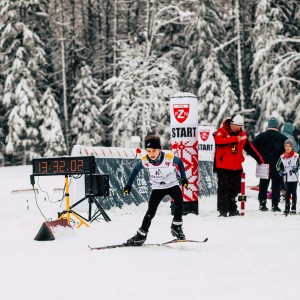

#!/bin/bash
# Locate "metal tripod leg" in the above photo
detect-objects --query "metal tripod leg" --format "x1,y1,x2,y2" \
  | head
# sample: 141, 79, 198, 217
92, 197, 111, 222
58, 175, 90, 228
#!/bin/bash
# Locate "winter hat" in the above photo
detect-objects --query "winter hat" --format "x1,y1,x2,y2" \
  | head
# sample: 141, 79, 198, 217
268, 117, 279, 129
145, 136, 161, 149
284, 139, 294, 147
282, 122, 295, 134
230, 114, 244, 126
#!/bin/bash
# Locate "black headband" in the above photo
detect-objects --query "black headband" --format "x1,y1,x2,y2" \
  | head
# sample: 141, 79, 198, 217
145, 139, 161, 149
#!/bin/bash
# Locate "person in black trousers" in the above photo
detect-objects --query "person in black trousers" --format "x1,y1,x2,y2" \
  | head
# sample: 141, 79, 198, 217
214, 114, 264, 217
276, 139, 300, 214
123, 135, 188, 246
253, 117, 287, 211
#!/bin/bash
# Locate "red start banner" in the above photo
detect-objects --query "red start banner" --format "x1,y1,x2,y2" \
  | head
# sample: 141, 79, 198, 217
170, 92, 198, 214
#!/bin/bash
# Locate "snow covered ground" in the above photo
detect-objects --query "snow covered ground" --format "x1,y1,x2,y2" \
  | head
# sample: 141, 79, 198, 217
1, 155, 300, 300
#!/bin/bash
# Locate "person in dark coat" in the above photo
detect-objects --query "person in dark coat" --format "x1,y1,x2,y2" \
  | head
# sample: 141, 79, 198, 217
253, 117, 287, 212
214, 114, 264, 217
282, 122, 299, 153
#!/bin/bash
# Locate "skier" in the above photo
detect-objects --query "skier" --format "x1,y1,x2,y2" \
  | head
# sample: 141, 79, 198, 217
214, 114, 264, 217
123, 135, 188, 246
276, 139, 300, 214
253, 117, 287, 212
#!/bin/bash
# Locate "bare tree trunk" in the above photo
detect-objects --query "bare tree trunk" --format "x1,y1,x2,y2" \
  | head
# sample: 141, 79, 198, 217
146, 0, 156, 59
97, 0, 102, 34
60, 0, 69, 154
80, 0, 88, 47
146, 0, 150, 58
127, 0, 132, 35
145, 0, 155, 59
104, 0, 113, 81
133, 0, 141, 35
96, 0, 106, 81
69, 0, 76, 93
235, 0, 245, 111
113, 0, 117, 77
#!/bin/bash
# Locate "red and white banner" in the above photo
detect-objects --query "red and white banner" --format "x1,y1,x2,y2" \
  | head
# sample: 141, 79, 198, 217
173, 104, 190, 123
198, 124, 216, 162
170, 93, 198, 204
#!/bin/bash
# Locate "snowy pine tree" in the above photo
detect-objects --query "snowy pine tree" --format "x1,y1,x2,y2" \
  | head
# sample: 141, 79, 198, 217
70, 65, 104, 146
294, 94, 300, 128
5, 73, 42, 158
0, 0, 298, 164
0, 0, 47, 160
40, 87, 66, 157
180, 0, 225, 93
251, 0, 295, 131
103, 42, 179, 148
198, 52, 238, 126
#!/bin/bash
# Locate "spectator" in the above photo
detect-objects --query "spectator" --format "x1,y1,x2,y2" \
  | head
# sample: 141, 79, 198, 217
253, 117, 287, 212
214, 114, 264, 217
282, 122, 299, 153
276, 139, 300, 215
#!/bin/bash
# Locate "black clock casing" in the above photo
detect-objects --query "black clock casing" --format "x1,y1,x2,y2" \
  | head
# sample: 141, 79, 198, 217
32, 156, 96, 176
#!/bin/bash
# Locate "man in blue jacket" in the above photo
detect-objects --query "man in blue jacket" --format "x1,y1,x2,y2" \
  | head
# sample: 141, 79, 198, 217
282, 122, 299, 153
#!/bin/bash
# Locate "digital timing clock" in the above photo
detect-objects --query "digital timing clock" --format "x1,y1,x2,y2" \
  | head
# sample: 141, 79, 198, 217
32, 156, 96, 176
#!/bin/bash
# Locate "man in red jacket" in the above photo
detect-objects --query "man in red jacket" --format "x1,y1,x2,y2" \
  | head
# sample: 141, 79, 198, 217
214, 114, 264, 217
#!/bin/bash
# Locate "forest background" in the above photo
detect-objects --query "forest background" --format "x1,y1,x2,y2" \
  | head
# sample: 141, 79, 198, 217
0, 0, 299, 166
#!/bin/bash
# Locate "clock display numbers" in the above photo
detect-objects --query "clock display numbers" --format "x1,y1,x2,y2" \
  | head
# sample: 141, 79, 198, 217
32, 156, 95, 176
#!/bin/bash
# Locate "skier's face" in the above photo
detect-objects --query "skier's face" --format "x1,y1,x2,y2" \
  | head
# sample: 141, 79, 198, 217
146, 148, 161, 160
285, 144, 293, 154
230, 124, 242, 133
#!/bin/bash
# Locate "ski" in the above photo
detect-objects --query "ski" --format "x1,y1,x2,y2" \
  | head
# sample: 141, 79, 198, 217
162, 238, 208, 245
88, 237, 208, 250
281, 212, 299, 216
273, 212, 300, 216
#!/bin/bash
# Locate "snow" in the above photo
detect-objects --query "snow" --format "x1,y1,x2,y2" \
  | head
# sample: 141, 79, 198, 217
1, 156, 300, 300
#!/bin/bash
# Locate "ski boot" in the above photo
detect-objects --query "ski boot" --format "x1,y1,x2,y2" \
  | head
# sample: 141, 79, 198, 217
290, 204, 296, 215
126, 228, 147, 246
272, 206, 282, 212
259, 200, 268, 211
284, 204, 290, 215
229, 209, 240, 216
229, 198, 240, 216
272, 202, 281, 212
218, 212, 228, 217
171, 220, 185, 240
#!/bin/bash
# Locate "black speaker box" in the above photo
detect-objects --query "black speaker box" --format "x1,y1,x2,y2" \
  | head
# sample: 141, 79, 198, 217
85, 174, 109, 197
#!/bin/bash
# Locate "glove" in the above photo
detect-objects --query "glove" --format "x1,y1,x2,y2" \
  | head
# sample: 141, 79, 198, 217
279, 170, 286, 177
181, 178, 189, 189
292, 167, 298, 174
123, 185, 131, 195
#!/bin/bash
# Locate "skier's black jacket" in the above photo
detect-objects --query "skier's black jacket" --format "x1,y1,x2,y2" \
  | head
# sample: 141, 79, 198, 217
253, 129, 287, 178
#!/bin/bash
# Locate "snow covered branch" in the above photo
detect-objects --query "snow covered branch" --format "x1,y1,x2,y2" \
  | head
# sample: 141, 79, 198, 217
146, 4, 193, 58
213, 37, 238, 52
254, 77, 300, 94
235, 108, 256, 115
